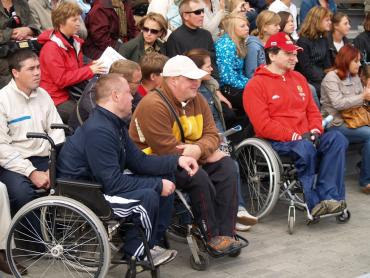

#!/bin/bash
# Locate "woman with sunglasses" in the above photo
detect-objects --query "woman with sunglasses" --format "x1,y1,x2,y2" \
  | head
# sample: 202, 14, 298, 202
119, 12, 167, 63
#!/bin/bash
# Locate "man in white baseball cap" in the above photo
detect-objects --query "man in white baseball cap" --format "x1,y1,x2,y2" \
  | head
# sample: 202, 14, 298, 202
130, 55, 243, 254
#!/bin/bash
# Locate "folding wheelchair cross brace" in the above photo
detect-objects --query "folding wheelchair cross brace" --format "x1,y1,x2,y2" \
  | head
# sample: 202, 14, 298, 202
234, 137, 351, 235
5, 124, 162, 278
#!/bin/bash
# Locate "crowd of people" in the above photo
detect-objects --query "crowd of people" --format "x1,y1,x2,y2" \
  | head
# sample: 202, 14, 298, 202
0, 0, 370, 274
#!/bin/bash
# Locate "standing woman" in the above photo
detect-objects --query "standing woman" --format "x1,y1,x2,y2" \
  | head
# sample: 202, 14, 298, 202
38, 2, 106, 123
296, 6, 332, 97
321, 44, 370, 193
244, 10, 280, 79
215, 14, 249, 115
328, 12, 350, 64
119, 12, 167, 63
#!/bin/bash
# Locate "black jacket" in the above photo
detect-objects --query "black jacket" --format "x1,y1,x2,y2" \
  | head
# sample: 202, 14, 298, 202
57, 106, 179, 196
327, 32, 350, 65
353, 31, 370, 64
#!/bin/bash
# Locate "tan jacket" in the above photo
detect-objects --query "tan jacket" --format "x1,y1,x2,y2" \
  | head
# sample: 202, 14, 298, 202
321, 70, 364, 127
129, 83, 220, 164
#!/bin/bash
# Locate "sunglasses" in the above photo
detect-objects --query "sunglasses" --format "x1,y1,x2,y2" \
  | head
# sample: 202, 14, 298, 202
184, 8, 205, 15
142, 27, 161, 35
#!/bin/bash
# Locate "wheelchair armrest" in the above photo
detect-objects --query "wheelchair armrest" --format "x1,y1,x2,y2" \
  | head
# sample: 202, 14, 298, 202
56, 178, 113, 221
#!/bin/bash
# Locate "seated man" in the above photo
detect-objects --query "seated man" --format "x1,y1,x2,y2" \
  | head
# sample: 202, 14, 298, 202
0, 182, 26, 275
129, 55, 253, 253
68, 59, 143, 130
243, 32, 348, 217
57, 73, 198, 264
0, 49, 65, 215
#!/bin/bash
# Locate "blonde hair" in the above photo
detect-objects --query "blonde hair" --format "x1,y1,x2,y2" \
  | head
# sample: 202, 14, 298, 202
251, 10, 280, 40
220, 14, 248, 58
300, 6, 332, 40
52, 2, 82, 30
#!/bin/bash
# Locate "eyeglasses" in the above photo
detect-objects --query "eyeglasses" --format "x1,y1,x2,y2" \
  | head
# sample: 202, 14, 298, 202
142, 27, 161, 35
184, 8, 204, 15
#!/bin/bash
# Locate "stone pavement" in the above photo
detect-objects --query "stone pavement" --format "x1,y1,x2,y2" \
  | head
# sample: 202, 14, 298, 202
1, 174, 370, 278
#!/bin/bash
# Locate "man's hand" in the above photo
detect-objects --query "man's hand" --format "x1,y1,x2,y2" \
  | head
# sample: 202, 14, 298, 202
11, 27, 33, 41
178, 156, 199, 176
161, 179, 175, 197
176, 144, 201, 160
216, 90, 232, 109
205, 149, 227, 164
29, 170, 50, 189
301, 132, 320, 147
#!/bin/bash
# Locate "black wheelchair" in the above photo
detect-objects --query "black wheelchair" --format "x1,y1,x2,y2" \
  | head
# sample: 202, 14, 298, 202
166, 126, 249, 271
233, 137, 351, 234
5, 125, 161, 278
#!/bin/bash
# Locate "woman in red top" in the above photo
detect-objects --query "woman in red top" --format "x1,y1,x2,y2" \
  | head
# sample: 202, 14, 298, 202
38, 2, 105, 123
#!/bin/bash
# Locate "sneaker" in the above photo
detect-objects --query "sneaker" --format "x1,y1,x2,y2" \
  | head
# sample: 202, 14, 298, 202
236, 222, 251, 232
361, 184, 370, 194
229, 236, 243, 249
311, 201, 327, 217
207, 236, 234, 253
150, 246, 177, 266
237, 207, 258, 226
324, 199, 342, 214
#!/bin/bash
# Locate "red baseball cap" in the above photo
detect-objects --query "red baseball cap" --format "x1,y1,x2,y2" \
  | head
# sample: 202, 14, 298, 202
264, 32, 303, 52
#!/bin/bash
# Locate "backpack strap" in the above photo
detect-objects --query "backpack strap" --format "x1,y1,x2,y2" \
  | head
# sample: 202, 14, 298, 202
154, 88, 185, 143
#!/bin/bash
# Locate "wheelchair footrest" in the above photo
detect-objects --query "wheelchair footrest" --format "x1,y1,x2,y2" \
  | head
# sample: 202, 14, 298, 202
206, 234, 249, 258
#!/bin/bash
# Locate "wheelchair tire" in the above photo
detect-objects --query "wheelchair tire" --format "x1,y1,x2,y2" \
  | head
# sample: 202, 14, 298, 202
336, 210, 351, 224
189, 251, 209, 271
234, 138, 281, 219
228, 248, 242, 257
6, 196, 111, 278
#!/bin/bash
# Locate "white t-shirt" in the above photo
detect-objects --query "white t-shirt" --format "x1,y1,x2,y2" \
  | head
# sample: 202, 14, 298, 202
333, 40, 344, 52
268, 0, 298, 40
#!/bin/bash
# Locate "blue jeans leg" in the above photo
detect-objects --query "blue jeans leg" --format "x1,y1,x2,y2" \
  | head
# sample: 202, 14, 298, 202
315, 130, 348, 201
271, 140, 320, 211
330, 125, 370, 187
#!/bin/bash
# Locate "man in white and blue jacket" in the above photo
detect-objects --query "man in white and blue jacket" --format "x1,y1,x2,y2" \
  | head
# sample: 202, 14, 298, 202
57, 73, 198, 264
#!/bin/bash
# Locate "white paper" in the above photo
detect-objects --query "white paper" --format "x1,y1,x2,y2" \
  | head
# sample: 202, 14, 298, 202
98, 46, 126, 74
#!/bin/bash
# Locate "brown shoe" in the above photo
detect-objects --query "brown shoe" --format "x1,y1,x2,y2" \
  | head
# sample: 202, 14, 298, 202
0, 250, 28, 275
207, 236, 234, 253
0, 250, 11, 275
362, 184, 370, 194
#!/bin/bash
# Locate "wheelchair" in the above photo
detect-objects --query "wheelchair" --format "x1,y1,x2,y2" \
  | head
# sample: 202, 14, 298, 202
233, 137, 351, 234
5, 125, 161, 278
166, 126, 249, 271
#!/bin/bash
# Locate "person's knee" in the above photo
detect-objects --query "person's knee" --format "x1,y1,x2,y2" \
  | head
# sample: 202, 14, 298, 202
294, 139, 317, 161
139, 188, 160, 208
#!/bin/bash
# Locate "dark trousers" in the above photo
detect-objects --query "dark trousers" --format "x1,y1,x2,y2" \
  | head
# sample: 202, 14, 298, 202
0, 156, 49, 215
175, 156, 238, 239
270, 130, 348, 211
57, 99, 76, 124
107, 187, 174, 259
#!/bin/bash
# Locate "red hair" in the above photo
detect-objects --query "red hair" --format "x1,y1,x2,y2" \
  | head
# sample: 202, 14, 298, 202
334, 44, 360, 80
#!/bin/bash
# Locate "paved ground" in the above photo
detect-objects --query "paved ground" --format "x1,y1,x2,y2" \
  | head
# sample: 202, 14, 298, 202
1, 174, 370, 278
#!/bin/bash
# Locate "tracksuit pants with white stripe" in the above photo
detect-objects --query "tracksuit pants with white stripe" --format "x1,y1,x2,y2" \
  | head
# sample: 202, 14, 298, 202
105, 187, 173, 259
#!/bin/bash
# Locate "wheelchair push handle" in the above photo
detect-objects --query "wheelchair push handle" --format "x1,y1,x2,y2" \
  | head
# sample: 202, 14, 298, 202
50, 123, 74, 135
219, 125, 242, 138
26, 132, 57, 149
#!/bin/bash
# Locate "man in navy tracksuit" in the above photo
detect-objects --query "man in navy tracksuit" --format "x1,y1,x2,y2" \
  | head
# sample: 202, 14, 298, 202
57, 73, 198, 264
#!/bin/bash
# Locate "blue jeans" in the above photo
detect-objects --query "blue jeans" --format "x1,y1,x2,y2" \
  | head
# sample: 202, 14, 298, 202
270, 131, 348, 211
330, 124, 370, 187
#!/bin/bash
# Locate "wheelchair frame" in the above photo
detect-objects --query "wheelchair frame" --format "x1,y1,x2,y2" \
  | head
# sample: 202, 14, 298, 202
5, 124, 161, 278
234, 137, 351, 234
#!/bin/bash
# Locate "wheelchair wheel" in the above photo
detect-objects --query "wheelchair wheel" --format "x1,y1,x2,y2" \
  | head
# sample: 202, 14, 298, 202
229, 248, 242, 257
234, 138, 281, 219
189, 251, 209, 271
336, 210, 351, 224
6, 196, 111, 277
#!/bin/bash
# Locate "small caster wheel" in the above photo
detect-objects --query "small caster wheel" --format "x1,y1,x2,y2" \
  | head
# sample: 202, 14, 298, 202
229, 248, 242, 257
336, 209, 351, 224
288, 205, 295, 234
189, 251, 209, 271
151, 267, 160, 278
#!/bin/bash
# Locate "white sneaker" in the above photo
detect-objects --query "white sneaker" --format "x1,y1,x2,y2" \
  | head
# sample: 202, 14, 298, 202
237, 208, 258, 226
236, 222, 251, 231
150, 246, 177, 266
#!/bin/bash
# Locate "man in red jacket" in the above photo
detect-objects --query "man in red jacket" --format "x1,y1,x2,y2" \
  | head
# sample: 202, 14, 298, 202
243, 32, 349, 218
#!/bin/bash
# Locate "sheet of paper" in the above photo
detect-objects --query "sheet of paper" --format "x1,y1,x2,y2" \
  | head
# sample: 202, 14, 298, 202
98, 46, 126, 74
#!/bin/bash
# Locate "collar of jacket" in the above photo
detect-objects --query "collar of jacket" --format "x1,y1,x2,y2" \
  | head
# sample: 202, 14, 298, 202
95, 105, 128, 130
9, 79, 38, 99
50, 31, 82, 54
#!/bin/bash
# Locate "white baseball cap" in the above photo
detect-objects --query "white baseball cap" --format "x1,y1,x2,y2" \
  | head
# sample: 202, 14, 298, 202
162, 55, 208, 79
